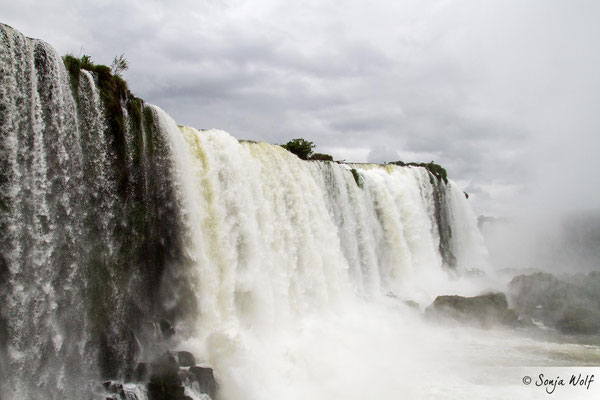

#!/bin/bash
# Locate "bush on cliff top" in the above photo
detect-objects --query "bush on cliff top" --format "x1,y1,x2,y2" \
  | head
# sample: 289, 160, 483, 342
309, 152, 334, 161
62, 53, 128, 95
391, 160, 448, 184
281, 138, 335, 162
281, 138, 315, 160
62, 52, 137, 197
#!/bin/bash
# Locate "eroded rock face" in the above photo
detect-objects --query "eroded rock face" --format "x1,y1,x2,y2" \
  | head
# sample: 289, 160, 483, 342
100, 350, 217, 400
176, 351, 196, 367
425, 292, 518, 327
146, 351, 218, 400
189, 366, 217, 399
556, 307, 600, 334
508, 272, 600, 334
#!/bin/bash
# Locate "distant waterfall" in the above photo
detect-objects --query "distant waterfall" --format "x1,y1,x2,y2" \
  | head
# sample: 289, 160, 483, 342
0, 23, 487, 400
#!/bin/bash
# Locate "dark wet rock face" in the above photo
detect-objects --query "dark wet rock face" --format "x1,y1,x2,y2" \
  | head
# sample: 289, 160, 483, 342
148, 372, 187, 400
99, 350, 217, 400
150, 353, 180, 378
556, 307, 600, 334
159, 320, 176, 339
189, 366, 217, 399
176, 351, 196, 367
133, 362, 149, 382
425, 292, 518, 327
431, 179, 457, 269
103, 381, 126, 398
508, 272, 600, 334
146, 351, 217, 400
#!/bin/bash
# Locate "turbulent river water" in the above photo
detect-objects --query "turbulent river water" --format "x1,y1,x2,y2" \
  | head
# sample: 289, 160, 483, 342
1, 23, 599, 400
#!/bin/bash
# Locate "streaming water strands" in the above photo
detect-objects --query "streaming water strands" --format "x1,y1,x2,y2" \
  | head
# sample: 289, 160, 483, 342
0, 25, 95, 399
150, 112, 488, 339
0, 24, 189, 400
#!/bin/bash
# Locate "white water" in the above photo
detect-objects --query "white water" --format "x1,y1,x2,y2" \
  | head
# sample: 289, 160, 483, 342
156, 112, 488, 321
146, 110, 600, 400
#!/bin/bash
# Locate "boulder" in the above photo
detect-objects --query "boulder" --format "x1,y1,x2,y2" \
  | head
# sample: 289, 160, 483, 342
190, 366, 217, 399
159, 319, 175, 338
145, 351, 215, 400
556, 307, 600, 334
150, 352, 179, 376
147, 377, 186, 400
425, 292, 518, 327
508, 272, 600, 334
102, 381, 125, 398
147, 352, 186, 400
176, 351, 196, 367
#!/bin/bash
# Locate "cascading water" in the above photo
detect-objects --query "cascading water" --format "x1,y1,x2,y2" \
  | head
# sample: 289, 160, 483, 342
0, 24, 196, 400
1, 23, 522, 400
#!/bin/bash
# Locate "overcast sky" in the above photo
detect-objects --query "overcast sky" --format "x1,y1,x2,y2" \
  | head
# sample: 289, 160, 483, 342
3, 0, 599, 216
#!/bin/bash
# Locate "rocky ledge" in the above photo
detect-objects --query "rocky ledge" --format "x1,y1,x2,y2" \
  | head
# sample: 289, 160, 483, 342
425, 292, 529, 328
508, 272, 600, 334
104, 350, 217, 400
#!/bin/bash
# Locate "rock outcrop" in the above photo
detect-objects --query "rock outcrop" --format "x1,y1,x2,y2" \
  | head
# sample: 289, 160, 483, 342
508, 272, 600, 334
425, 292, 519, 327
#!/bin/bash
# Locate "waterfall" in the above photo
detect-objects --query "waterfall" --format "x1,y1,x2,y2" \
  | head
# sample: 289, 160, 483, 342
0, 23, 487, 400
0, 24, 194, 400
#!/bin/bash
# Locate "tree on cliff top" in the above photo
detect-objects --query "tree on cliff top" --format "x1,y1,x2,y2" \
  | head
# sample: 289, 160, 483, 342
281, 138, 315, 160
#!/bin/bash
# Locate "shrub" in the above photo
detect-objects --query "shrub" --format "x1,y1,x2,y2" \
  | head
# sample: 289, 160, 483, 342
281, 138, 315, 160
391, 160, 448, 184
309, 153, 333, 161
79, 54, 94, 71
111, 54, 129, 77
62, 53, 129, 96
62, 54, 82, 88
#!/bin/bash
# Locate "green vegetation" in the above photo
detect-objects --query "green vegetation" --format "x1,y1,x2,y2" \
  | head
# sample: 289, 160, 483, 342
79, 54, 94, 70
390, 160, 448, 184
280, 138, 335, 162
62, 54, 83, 91
110, 53, 129, 77
62, 53, 96, 87
350, 168, 363, 188
309, 152, 333, 161
276, 138, 451, 190
62, 54, 128, 98
62, 52, 139, 196
281, 138, 315, 160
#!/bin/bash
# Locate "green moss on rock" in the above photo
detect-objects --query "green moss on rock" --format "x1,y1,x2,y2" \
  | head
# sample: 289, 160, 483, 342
309, 153, 333, 161
350, 168, 363, 189
390, 160, 448, 184
62, 54, 82, 90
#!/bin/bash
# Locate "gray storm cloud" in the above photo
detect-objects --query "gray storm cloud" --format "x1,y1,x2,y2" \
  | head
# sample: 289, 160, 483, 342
2, 0, 599, 216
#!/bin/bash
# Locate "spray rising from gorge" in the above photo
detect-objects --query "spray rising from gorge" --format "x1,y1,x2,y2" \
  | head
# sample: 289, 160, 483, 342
2, 24, 599, 400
